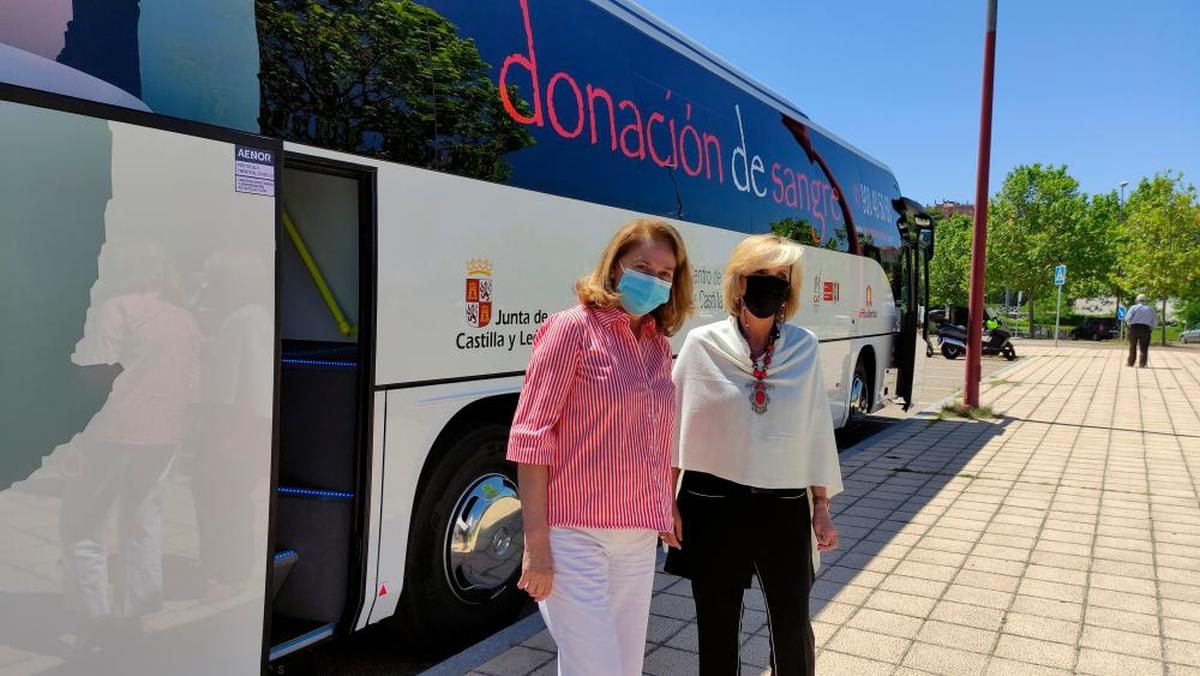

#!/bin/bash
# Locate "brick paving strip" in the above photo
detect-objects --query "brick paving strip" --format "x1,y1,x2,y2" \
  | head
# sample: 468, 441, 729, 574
424, 345, 1200, 676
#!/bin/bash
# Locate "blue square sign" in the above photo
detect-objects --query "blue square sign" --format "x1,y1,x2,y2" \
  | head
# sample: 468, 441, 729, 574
1054, 264, 1067, 286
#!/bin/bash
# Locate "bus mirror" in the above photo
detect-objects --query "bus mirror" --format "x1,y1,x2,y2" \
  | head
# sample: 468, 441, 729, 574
892, 196, 932, 229
920, 228, 935, 259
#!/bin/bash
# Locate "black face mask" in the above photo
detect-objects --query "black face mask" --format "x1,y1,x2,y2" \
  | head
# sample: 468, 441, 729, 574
742, 275, 790, 319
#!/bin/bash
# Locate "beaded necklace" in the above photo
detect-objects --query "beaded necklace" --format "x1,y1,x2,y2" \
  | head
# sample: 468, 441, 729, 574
747, 323, 780, 414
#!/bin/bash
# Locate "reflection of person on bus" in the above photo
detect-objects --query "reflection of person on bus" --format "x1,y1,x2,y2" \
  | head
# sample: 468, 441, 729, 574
189, 251, 273, 601
508, 219, 694, 675
666, 234, 842, 676
60, 242, 200, 648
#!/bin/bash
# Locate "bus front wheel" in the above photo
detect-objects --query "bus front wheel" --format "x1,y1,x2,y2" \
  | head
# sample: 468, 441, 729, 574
847, 357, 873, 426
394, 423, 526, 651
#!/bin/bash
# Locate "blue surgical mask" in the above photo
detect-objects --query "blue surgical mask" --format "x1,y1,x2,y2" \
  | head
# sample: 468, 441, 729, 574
617, 267, 672, 316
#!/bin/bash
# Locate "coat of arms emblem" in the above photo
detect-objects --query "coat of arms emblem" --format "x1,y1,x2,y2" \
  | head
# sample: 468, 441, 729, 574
465, 258, 493, 328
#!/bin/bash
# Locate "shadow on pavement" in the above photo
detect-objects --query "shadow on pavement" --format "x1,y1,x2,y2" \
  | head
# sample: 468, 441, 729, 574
810, 414, 1014, 619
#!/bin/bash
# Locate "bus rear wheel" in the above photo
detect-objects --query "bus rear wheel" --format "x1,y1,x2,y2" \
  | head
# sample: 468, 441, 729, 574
394, 423, 526, 651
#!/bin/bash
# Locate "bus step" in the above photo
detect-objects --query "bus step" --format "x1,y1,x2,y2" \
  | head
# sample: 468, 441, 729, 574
276, 486, 354, 502
268, 619, 335, 661
271, 550, 298, 600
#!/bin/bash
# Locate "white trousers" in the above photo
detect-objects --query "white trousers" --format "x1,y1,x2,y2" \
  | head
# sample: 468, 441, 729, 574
539, 527, 659, 676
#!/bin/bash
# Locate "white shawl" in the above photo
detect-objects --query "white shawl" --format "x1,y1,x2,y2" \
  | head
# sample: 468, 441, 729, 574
673, 317, 845, 568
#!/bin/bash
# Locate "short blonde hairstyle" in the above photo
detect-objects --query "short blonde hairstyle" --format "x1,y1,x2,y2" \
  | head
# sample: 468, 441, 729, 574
722, 234, 804, 321
577, 218, 695, 336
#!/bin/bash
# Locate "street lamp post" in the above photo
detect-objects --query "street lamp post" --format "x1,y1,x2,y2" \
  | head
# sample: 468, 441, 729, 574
964, 0, 999, 409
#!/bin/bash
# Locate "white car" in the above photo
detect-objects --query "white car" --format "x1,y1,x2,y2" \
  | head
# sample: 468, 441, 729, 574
1181, 325, 1200, 344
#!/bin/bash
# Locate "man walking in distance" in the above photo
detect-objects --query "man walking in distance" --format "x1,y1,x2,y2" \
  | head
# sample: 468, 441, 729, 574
1125, 294, 1156, 368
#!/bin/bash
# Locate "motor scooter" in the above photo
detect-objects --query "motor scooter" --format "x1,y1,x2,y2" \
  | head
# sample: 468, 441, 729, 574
928, 311, 1016, 361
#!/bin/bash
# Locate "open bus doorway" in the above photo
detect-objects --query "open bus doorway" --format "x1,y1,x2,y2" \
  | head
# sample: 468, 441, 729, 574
268, 156, 376, 661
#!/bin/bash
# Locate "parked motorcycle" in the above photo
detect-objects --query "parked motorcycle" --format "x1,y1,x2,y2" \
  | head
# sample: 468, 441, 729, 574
928, 310, 1016, 361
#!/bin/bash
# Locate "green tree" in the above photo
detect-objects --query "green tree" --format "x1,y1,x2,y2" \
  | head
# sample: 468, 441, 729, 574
1176, 297, 1200, 329
926, 212, 973, 307
1073, 190, 1124, 301
257, 0, 535, 181
1117, 171, 1200, 345
771, 217, 821, 245
987, 164, 1091, 334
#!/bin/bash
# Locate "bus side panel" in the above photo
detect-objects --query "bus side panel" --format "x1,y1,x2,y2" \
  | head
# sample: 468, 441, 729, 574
365, 379, 524, 626
0, 99, 276, 675
365, 150, 885, 396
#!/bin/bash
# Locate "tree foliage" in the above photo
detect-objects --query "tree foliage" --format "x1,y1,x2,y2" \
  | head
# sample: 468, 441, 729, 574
771, 217, 821, 245
1073, 190, 1123, 301
986, 164, 1092, 331
1116, 171, 1200, 344
926, 212, 973, 307
256, 0, 535, 181
1176, 297, 1200, 329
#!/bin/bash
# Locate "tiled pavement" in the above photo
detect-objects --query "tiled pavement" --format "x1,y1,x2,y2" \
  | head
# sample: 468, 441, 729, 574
435, 344, 1200, 675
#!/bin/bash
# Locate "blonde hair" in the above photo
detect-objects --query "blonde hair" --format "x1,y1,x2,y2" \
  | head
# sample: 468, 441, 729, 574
722, 234, 804, 321
577, 218, 694, 336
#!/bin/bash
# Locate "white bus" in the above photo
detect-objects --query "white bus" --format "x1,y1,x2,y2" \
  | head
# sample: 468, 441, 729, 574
0, 0, 932, 672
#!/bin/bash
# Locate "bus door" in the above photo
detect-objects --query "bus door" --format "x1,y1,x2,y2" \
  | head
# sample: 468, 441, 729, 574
918, 228, 935, 356
267, 152, 377, 662
894, 235, 918, 409
0, 91, 277, 675
890, 198, 933, 410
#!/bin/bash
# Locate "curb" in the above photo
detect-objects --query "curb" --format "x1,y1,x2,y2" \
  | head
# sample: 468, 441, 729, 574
423, 353, 1038, 674
419, 611, 547, 676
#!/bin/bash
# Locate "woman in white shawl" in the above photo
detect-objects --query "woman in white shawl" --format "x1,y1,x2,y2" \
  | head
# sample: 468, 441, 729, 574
665, 234, 842, 676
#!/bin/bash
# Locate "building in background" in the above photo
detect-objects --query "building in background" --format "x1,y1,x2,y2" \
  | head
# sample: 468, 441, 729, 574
932, 200, 974, 219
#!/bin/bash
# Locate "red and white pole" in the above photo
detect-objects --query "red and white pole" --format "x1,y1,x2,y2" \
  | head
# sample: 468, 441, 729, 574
965, 0, 998, 408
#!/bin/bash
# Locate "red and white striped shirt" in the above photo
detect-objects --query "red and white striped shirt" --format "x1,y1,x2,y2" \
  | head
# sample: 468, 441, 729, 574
507, 304, 675, 532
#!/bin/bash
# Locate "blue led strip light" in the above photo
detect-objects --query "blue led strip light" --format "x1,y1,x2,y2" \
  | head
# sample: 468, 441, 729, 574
274, 550, 297, 561
281, 358, 357, 368
277, 486, 354, 501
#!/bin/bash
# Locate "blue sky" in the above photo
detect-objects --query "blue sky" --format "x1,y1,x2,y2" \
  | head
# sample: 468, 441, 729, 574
636, 0, 1200, 205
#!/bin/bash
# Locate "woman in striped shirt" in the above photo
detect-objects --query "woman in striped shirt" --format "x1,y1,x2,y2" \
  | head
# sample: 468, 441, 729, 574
508, 218, 693, 676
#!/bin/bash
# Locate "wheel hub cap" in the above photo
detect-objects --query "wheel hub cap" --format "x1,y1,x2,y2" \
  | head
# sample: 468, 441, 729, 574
444, 474, 523, 603
851, 376, 868, 413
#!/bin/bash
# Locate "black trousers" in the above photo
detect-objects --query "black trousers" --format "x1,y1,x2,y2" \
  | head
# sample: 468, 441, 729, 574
1128, 324, 1151, 367
665, 472, 815, 676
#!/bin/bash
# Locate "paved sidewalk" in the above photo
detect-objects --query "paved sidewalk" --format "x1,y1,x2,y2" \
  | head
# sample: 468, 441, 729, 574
430, 345, 1200, 676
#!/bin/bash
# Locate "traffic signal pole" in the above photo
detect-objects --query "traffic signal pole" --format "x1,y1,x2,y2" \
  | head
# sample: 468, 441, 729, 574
965, 0, 998, 408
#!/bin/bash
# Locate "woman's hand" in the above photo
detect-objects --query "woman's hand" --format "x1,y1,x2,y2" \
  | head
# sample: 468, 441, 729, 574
813, 505, 839, 552
517, 542, 554, 602
660, 501, 683, 549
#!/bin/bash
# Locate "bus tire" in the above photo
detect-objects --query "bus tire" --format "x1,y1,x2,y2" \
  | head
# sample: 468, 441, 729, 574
847, 356, 873, 426
393, 423, 526, 651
